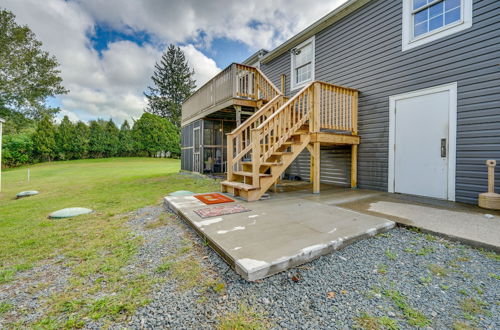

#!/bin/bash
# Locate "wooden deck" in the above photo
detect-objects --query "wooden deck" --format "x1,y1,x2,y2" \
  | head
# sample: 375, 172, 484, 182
181, 63, 279, 126
223, 81, 360, 201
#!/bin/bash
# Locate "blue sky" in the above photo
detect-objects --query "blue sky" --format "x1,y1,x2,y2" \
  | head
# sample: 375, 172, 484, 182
3, 0, 345, 123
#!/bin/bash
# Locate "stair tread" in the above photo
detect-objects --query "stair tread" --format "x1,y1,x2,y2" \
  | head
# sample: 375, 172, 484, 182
234, 171, 271, 177
241, 161, 283, 166
221, 180, 259, 191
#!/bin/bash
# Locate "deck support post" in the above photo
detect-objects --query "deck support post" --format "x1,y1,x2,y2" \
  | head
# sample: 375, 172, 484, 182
235, 105, 242, 126
312, 142, 320, 194
351, 144, 358, 188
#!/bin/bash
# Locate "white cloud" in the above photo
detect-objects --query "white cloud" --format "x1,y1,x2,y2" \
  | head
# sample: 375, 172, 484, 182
76, 0, 347, 50
2, 0, 347, 124
180, 44, 221, 87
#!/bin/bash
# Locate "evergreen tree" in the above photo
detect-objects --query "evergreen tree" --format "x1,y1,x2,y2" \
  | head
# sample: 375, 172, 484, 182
118, 120, 134, 156
32, 115, 56, 161
144, 44, 196, 128
103, 119, 119, 157
72, 121, 89, 159
132, 113, 179, 157
55, 116, 74, 160
88, 120, 107, 158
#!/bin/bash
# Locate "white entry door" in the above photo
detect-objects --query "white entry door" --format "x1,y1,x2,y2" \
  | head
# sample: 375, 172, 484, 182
389, 83, 456, 200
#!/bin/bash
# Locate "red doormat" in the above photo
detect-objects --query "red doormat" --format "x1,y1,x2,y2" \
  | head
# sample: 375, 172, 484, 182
194, 204, 251, 218
194, 193, 234, 205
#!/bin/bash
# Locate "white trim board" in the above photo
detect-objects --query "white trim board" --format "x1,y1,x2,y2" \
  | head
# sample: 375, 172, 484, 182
388, 82, 457, 201
290, 35, 315, 91
402, 0, 473, 51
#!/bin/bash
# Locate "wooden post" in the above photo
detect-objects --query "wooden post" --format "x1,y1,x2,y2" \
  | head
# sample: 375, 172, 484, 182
306, 144, 314, 184
227, 134, 234, 181
280, 74, 286, 94
313, 141, 320, 194
313, 82, 321, 133
352, 91, 358, 134
254, 71, 259, 100
235, 105, 242, 126
251, 129, 260, 187
487, 160, 496, 193
351, 144, 358, 188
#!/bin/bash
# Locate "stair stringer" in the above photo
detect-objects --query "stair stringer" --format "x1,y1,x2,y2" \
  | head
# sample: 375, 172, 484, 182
246, 133, 311, 201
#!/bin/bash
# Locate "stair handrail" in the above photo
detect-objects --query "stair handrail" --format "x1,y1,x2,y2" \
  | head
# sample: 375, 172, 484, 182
251, 82, 315, 175
226, 94, 287, 180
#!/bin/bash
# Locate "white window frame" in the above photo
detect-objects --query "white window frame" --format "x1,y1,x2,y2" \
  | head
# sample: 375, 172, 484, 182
402, 0, 473, 51
388, 82, 457, 201
290, 36, 315, 91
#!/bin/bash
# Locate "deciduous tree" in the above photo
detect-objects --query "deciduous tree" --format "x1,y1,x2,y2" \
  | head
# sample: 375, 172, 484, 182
0, 9, 67, 119
132, 113, 179, 157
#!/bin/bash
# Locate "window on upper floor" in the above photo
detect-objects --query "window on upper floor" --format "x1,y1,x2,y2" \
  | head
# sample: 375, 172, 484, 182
291, 36, 315, 91
402, 0, 472, 51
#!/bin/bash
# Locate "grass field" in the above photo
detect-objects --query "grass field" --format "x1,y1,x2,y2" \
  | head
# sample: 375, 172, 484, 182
0, 158, 220, 327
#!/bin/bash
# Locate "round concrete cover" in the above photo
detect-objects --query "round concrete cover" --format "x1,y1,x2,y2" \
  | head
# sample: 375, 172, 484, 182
168, 190, 194, 196
49, 207, 93, 219
16, 190, 39, 198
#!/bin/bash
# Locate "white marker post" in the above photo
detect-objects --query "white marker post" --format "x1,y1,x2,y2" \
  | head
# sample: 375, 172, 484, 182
0, 117, 4, 192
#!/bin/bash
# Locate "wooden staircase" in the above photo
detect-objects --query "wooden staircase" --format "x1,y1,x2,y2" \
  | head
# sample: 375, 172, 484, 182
222, 80, 359, 201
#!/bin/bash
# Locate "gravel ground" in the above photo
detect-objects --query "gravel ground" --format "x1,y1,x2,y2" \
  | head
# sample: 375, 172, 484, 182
2, 204, 498, 329
0, 256, 71, 327
119, 204, 499, 329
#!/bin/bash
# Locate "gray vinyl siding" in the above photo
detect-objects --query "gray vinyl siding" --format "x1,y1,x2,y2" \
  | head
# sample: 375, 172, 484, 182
261, 0, 500, 204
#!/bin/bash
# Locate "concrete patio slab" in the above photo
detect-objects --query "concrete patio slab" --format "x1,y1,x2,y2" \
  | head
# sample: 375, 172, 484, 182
266, 183, 500, 251
336, 194, 500, 252
164, 193, 395, 281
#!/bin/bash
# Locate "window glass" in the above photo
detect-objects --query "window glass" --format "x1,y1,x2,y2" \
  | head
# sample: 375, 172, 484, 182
413, 0, 461, 38
296, 64, 312, 84
294, 42, 313, 84
295, 43, 312, 67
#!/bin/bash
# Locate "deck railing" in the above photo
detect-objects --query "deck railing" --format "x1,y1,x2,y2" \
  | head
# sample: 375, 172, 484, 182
226, 81, 358, 184
182, 63, 281, 124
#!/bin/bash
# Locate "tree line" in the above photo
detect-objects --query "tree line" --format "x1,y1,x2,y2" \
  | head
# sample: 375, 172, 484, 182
2, 113, 180, 168
1, 8, 195, 168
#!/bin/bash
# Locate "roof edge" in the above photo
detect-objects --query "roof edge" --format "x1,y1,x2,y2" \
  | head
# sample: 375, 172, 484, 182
261, 0, 372, 64
242, 49, 269, 65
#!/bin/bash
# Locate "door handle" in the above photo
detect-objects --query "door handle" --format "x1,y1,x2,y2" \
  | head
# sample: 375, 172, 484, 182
441, 138, 447, 158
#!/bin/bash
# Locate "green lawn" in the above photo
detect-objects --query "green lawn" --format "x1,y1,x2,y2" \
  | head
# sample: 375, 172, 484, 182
0, 158, 220, 327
